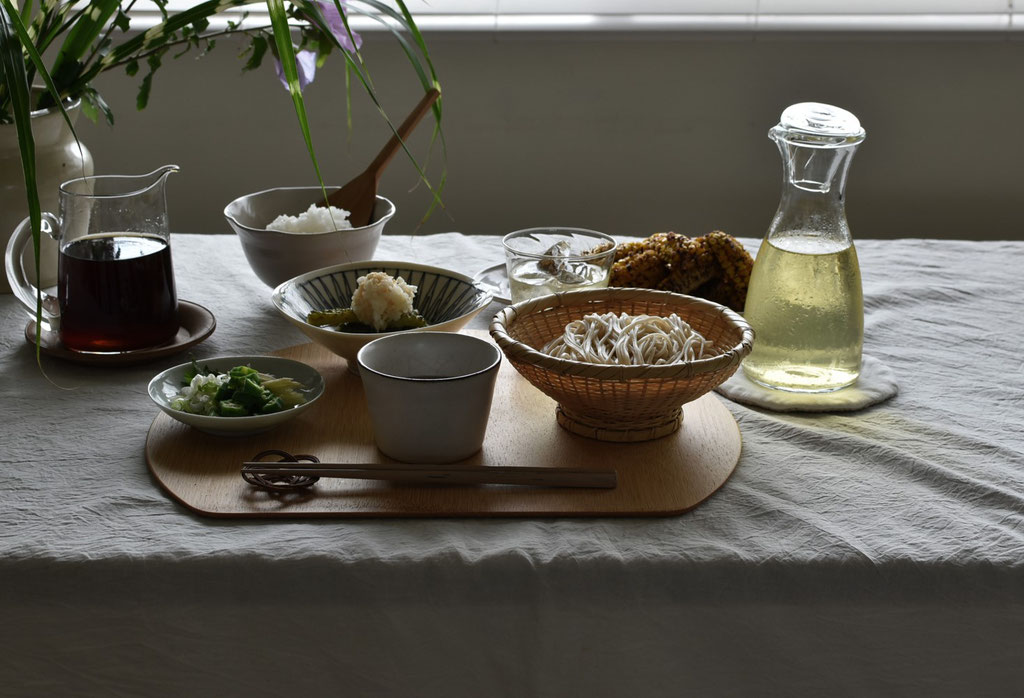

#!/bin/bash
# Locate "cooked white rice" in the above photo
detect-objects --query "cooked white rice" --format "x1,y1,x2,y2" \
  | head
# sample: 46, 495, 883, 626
351, 272, 417, 331
266, 204, 353, 233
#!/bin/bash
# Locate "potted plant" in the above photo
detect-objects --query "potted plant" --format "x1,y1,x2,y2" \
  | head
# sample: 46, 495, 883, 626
0, 0, 442, 341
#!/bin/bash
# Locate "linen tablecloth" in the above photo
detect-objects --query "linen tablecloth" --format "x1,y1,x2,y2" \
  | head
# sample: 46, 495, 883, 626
2, 234, 1022, 697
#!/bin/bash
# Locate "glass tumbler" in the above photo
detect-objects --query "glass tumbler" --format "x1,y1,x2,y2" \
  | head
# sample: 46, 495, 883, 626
502, 227, 617, 303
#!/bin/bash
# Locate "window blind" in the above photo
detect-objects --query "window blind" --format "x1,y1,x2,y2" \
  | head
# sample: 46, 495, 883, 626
129, 1, 1022, 33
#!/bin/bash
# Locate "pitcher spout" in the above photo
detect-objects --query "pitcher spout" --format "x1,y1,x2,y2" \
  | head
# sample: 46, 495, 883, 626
148, 163, 181, 183
139, 164, 180, 194
59, 164, 181, 199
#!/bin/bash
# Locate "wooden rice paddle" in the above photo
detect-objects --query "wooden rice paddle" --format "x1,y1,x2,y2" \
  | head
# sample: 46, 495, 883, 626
325, 88, 441, 227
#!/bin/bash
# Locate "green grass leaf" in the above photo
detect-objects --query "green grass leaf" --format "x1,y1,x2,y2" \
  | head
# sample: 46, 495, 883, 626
352, 0, 439, 87
317, 0, 446, 221
0, 0, 43, 358
267, 0, 329, 203
1, 0, 79, 136
0, 0, 90, 361
293, 1, 444, 220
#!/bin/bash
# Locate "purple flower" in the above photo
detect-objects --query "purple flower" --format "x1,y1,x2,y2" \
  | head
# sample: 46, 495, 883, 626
316, 0, 362, 53
275, 49, 318, 92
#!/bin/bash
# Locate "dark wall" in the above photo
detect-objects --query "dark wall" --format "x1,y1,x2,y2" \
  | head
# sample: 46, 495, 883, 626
82, 32, 1024, 240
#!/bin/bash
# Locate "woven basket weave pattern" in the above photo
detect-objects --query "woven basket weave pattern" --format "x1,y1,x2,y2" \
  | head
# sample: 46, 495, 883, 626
490, 288, 754, 440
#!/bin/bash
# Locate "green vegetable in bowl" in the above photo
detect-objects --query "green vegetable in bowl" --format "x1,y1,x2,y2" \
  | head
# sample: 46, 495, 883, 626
306, 308, 427, 333
171, 362, 307, 417
307, 308, 359, 327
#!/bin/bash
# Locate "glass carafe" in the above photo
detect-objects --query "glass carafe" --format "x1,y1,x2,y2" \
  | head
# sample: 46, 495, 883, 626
742, 103, 866, 393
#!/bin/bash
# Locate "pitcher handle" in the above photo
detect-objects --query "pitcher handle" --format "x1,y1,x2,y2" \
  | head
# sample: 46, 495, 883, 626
5, 213, 60, 327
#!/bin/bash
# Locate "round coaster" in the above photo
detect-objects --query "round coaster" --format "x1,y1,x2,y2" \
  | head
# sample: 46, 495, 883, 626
714, 354, 898, 413
25, 300, 216, 366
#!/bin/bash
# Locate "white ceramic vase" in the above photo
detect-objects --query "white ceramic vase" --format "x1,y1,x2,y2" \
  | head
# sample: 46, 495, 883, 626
0, 98, 93, 293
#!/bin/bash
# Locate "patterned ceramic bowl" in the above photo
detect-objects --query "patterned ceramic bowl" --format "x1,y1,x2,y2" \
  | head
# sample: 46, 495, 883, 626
272, 261, 494, 371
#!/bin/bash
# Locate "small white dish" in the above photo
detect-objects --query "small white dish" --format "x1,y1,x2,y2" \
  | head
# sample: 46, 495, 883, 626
148, 355, 325, 436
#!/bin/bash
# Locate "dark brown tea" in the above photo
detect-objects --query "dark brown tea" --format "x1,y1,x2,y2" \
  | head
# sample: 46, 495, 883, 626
58, 233, 178, 351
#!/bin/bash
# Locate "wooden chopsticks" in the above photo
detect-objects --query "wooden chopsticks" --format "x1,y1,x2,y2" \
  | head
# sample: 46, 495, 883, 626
241, 461, 618, 489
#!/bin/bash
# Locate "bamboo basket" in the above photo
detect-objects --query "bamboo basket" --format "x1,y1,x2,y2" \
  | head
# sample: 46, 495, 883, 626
489, 288, 754, 442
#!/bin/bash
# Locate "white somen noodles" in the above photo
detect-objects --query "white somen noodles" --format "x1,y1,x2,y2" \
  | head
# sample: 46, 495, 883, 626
542, 312, 714, 365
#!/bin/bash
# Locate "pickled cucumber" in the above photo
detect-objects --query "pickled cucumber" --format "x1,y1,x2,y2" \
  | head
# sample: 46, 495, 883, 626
307, 308, 359, 327
305, 308, 427, 333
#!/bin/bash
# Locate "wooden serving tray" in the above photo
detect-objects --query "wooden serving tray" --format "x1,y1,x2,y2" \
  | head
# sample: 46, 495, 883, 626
145, 333, 742, 518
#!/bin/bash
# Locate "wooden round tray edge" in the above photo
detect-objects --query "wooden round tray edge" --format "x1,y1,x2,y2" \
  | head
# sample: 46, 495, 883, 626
144, 338, 743, 519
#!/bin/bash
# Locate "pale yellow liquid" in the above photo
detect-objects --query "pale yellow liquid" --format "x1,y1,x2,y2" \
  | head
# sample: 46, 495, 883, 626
742, 233, 863, 392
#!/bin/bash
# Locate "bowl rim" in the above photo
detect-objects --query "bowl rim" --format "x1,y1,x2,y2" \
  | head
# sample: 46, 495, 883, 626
147, 354, 326, 424
223, 188, 396, 235
488, 287, 754, 379
270, 260, 494, 338
501, 227, 618, 263
356, 331, 502, 382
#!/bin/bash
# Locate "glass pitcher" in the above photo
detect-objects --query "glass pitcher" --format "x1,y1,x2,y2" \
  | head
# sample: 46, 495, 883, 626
742, 103, 866, 393
5, 165, 180, 352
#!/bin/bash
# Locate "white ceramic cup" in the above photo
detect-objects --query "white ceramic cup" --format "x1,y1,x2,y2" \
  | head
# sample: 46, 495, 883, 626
356, 332, 502, 464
